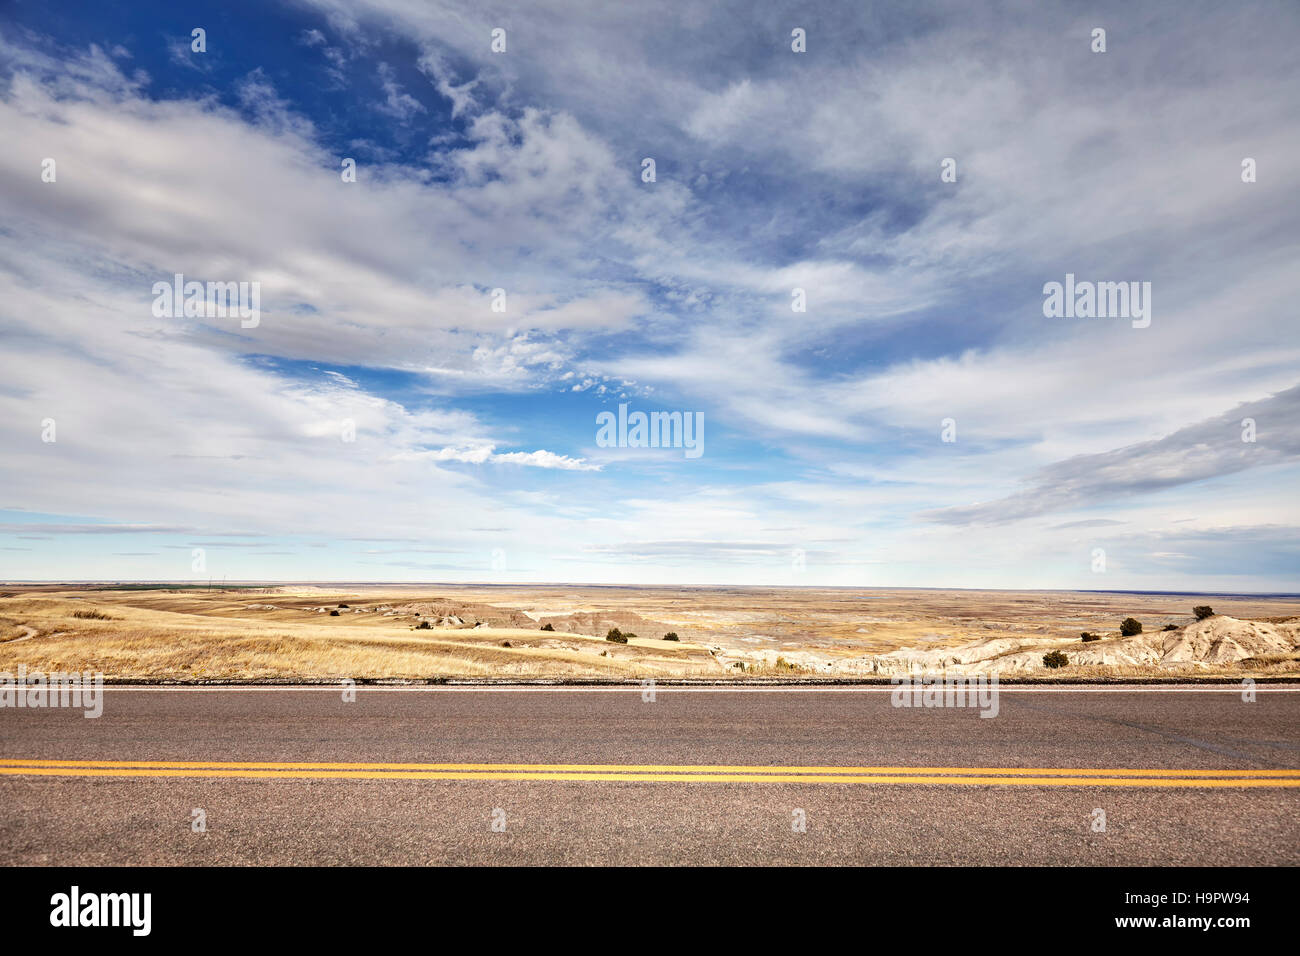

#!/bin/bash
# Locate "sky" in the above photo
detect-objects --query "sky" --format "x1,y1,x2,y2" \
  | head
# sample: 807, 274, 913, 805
0, 0, 1297, 590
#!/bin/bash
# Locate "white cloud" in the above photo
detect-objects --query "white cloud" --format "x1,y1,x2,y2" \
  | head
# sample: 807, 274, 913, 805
2, 6, 1297, 588
375, 61, 425, 120
394, 446, 600, 470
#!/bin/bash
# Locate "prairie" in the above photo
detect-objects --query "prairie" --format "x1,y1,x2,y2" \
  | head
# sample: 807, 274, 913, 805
0, 584, 1296, 681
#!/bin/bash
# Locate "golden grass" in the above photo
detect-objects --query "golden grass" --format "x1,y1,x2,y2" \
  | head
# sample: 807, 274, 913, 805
1, 586, 1295, 681
0, 592, 724, 680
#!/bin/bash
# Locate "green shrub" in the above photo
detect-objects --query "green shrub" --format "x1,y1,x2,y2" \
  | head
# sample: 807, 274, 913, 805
663, 632, 679, 641
1043, 650, 1069, 669
540, 623, 554, 631
414, 619, 430, 629
1080, 632, 1100, 642
1162, 623, 1177, 631
605, 627, 627, 644
1120, 617, 1142, 636
1193, 606, 1214, 620
337, 603, 349, 608
329, 610, 340, 617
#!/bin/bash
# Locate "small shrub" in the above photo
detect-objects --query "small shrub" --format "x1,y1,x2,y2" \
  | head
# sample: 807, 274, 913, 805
501, 641, 511, 648
1120, 617, 1142, 637
337, 603, 349, 608
663, 632, 679, 641
72, 610, 114, 620
774, 657, 798, 671
540, 623, 554, 631
1162, 623, 1178, 631
415, 620, 430, 629
605, 627, 627, 644
1042, 650, 1069, 669
1193, 606, 1214, 620
1080, 631, 1100, 642
329, 610, 340, 617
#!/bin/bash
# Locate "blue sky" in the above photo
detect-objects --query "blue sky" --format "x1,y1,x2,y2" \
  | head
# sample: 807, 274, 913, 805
0, 0, 1297, 588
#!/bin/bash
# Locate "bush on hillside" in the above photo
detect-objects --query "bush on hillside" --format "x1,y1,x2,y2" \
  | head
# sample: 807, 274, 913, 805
1043, 650, 1069, 669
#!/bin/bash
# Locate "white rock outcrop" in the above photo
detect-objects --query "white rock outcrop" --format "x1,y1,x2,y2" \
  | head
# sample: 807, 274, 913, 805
823, 616, 1300, 675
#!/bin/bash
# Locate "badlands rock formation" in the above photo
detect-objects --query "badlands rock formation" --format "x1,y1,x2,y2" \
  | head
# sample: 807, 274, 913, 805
824, 615, 1300, 675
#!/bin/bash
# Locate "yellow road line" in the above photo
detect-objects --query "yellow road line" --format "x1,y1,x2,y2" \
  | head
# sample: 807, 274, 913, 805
0, 759, 1297, 786
1, 767, 1297, 786
2, 764, 1300, 780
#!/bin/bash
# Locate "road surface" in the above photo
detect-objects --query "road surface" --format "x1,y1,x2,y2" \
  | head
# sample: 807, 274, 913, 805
1, 684, 1297, 865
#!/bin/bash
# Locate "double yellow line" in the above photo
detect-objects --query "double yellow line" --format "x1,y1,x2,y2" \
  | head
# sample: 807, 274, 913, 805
2, 758, 1299, 786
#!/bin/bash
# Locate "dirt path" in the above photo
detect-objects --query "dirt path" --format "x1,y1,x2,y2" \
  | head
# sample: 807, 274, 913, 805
3, 625, 38, 644
2, 626, 69, 644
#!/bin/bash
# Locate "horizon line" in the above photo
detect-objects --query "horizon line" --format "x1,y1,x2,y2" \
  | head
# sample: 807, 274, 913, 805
3, 580, 1298, 599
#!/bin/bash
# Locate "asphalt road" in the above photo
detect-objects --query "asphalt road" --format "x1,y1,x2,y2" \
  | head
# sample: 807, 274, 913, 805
2, 685, 1297, 865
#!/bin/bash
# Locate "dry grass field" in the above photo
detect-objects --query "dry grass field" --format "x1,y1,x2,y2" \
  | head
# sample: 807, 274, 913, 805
0, 584, 1297, 681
